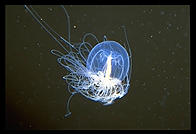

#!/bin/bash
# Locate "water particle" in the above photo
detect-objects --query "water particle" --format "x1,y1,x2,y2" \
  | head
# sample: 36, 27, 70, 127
73, 25, 77, 29
141, 23, 144, 26
142, 82, 146, 86
168, 23, 172, 27
167, 91, 170, 96
160, 11, 165, 15
36, 42, 40, 47
147, 107, 151, 111
16, 19, 20, 23
48, 8, 53, 12
176, 43, 182, 48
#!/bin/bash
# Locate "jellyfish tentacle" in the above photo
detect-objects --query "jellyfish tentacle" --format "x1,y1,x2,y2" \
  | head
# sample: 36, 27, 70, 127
121, 25, 132, 82
60, 5, 70, 43
103, 35, 107, 41
79, 42, 92, 63
24, 5, 74, 53
64, 92, 76, 118
82, 33, 99, 44
50, 49, 65, 57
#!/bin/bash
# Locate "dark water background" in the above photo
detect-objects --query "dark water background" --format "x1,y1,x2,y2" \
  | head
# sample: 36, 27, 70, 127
6, 5, 190, 130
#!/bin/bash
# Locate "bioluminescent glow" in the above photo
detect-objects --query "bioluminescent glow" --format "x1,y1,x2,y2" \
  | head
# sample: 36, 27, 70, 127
24, 5, 132, 118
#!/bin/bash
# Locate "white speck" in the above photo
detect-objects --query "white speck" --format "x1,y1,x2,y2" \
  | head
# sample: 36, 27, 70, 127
147, 107, 151, 111
168, 23, 172, 27
176, 43, 182, 48
36, 42, 40, 47
141, 23, 144, 26
160, 11, 165, 15
16, 19, 20, 23
73, 25, 77, 29
48, 8, 53, 12
167, 91, 170, 96
150, 35, 153, 38
142, 82, 146, 86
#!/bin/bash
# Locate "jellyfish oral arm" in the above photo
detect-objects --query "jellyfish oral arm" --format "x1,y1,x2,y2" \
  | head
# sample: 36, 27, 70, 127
88, 71, 122, 105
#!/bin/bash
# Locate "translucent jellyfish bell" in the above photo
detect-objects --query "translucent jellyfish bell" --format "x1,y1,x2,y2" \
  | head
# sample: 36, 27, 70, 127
87, 41, 130, 81
24, 5, 132, 118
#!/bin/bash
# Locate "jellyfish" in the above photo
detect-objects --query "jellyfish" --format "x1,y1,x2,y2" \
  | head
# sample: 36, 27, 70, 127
24, 5, 132, 118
